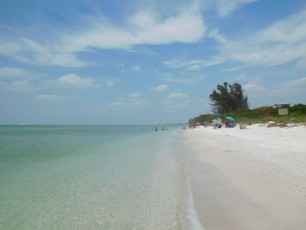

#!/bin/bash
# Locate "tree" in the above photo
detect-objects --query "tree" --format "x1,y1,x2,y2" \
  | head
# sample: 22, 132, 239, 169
209, 82, 249, 114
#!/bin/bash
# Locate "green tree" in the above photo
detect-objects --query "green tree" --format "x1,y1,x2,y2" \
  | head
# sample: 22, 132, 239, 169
209, 82, 249, 114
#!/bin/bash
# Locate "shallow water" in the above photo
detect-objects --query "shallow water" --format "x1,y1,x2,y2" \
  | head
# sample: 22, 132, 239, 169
0, 125, 203, 229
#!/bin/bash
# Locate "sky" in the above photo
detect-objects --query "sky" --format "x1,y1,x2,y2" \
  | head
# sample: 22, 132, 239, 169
1, 0, 306, 124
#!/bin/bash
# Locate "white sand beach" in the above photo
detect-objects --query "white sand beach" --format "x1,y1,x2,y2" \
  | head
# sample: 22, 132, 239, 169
184, 124, 306, 230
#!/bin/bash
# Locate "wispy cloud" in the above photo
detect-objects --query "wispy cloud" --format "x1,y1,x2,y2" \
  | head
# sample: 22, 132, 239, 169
132, 65, 141, 72
0, 7, 206, 67
0, 39, 90, 67
269, 77, 306, 104
160, 73, 204, 85
211, 9, 306, 67
0, 80, 35, 91
211, 0, 258, 17
163, 92, 190, 105
164, 58, 225, 71
109, 92, 151, 107
277, 76, 306, 90
167, 92, 189, 100
35, 94, 74, 102
155, 84, 169, 92
295, 59, 306, 70
55, 74, 100, 88
0, 40, 21, 56
66, 9, 206, 52
244, 77, 306, 108
243, 80, 265, 95
0, 67, 28, 78
169, 103, 189, 109
162, 92, 190, 110
104, 78, 117, 87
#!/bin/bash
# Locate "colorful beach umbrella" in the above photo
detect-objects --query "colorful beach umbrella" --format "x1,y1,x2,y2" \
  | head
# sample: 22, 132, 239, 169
225, 116, 235, 122
212, 119, 219, 124
212, 118, 222, 124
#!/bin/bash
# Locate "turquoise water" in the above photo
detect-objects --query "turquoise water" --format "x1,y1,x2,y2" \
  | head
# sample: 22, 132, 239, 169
0, 125, 202, 229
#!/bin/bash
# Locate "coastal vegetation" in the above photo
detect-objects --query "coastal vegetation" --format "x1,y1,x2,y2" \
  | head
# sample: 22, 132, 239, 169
189, 104, 306, 125
209, 82, 249, 114
190, 82, 306, 124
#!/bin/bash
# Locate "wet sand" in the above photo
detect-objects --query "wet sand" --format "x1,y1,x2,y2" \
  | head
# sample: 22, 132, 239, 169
184, 124, 306, 230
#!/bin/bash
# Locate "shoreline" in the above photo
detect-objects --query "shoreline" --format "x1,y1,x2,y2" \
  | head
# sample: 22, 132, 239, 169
184, 124, 306, 230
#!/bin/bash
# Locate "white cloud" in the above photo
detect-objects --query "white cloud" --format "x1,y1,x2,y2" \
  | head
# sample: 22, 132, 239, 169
105, 79, 116, 87
164, 58, 225, 71
212, 0, 257, 17
0, 67, 28, 78
0, 0, 259, 68
163, 92, 190, 104
212, 9, 306, 67
108, 101, 125, 107
0, 80, 35, 91
109, 92, 150, 107
132, 65, 141, 72
168, 92, 189, 100
169, 103, 189, 109
65, 8, 206, 51
12, 80, 35, 91
0, 7, 206, 67
256, 10, 306, 44
243, 81, 265, 94
244, 77, 306, 108
277, 77, 306, 90
160, 73, 204, 85
35, 94, 72, 102
128, 92, 141, 98
0, 40, 21, 56
55, 74, 99, 88
162, 91, 190, 109
155, 84, 169, 92
266, 77, 306, 104
0, 39, 89, 68
295, 59, 306, 69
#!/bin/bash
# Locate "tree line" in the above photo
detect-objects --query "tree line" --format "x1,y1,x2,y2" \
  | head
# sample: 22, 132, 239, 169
189, 82, 306, 124
209, 82, 249, 114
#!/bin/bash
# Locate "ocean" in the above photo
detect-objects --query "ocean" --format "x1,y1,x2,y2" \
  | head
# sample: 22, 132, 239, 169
0, 125, 203, 230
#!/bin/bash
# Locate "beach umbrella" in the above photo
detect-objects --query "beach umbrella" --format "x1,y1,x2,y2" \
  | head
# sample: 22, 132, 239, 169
212, 119, 222, 124
212, 119, 219, 124
225, 116, 235, 122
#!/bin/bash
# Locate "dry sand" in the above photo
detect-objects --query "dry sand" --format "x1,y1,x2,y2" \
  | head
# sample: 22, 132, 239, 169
184, 124, 306, 230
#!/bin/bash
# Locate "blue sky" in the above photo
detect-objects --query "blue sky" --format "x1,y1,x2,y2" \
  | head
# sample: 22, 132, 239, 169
1, 0, 306, 124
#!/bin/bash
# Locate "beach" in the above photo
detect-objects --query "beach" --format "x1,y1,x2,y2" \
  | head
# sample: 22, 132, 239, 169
1, 124, 305, 229
184, 123, 306, 229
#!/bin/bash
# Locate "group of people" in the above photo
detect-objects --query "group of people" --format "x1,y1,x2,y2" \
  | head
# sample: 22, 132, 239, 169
155, 126, 167, 132
190, 121, 247, 129
212, 122, 236, 129
212, 122, 247, 129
